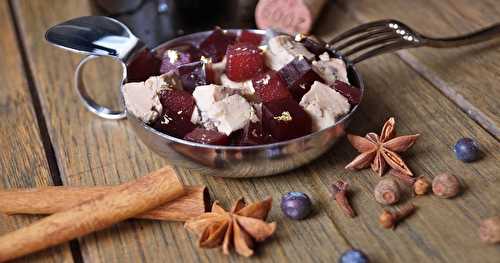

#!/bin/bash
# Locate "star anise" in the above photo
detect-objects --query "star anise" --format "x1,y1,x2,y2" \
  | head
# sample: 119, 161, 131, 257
184, 197, 276, 257
345, 117, 419, 176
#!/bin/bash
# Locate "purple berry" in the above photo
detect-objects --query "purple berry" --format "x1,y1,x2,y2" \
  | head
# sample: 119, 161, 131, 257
281, 192, 312, 220
454, 137, 480, 162
339, 249, 369, 263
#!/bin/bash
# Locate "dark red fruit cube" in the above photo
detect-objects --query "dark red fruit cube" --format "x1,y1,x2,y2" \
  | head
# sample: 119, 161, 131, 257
278, 57, 322, 101
127, 49, 161, 82
184, 128, 230, 145
153, 89, 197, 138
152, 112, 196, 138
199, 27, 236, 62
262, 98, 312, 141
158, 89, 196, 119
177, 61, 209, 93
301, 37, 337, 58
237, 121, 269, 146
160, 44, 201, 74
225, 43, 265, 81
238, 30, 264, 46
252, 71, 292, 103
332, 80, 361, 105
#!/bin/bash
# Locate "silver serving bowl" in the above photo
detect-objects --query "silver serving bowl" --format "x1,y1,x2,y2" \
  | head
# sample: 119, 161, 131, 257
46, 16, 364, 178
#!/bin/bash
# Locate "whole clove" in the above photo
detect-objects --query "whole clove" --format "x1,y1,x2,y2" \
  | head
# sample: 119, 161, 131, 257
479, 216, 500, 244
374, 178, 401, 205
379, 203, 416, 229
330, 180, 356, 218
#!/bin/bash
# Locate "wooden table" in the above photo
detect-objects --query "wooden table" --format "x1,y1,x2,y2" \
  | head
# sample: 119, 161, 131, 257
1, 0, 499, 262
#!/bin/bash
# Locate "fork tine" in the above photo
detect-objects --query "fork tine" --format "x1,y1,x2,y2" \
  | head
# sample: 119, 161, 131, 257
351, 40, 414, 64
329, 20, 393, 45
342, 35, 402, 57
333, 28, 395, 51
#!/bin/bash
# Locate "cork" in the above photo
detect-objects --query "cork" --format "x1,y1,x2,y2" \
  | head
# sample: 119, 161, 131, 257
255, 0, 327, 34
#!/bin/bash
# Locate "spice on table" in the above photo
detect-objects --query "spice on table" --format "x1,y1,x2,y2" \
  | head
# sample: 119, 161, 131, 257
0, 166, 186, 262
479, 216, 500, 244
432, 173, 460, 198
0, 185, 210, 222
281, 192, 313, 220
374, 178, 400, 205
388, 168, 416, 185
330, 180, 356, 218
185, 197, 276, 257
345, 117, 419, 177
379, 203, 416, 229
414, 177, 431, 196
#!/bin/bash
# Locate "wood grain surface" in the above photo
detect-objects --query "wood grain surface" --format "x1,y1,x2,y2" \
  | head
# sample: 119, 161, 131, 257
334, 0, 500, 138
0, 1, 73, 262
3, 0, 500, 262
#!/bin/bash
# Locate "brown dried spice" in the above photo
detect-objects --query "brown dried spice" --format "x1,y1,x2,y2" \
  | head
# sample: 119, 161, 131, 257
345, 117, 419, 177
379, 203, 416, 229
330, 180, 356, 218
414, 177, 431, 195
479, 216, 500, 244
374, 178, 400, 205
184, 197, 276, 257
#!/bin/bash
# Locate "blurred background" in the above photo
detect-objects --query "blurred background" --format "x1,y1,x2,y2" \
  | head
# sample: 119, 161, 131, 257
93, 0, 259, 48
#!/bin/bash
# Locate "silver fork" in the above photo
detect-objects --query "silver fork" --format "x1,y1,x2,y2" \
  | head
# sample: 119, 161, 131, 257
329, 19, 500, 64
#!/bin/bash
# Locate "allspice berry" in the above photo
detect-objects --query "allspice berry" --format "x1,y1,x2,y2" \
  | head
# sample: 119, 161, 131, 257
414, 177, 431, 195
479, 216, 500, 244
374, 178, 400, 205
432, 173, 460, 198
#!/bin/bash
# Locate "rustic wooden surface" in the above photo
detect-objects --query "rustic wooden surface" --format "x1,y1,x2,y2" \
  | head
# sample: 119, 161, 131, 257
335, 0, 500, 137
1, 0, 499, 262
0, 1, 74, 262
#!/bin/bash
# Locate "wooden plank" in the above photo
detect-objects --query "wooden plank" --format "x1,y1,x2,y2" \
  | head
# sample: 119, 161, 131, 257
11, 0, 351, 262
0, 1, 74, 262
312, 4, 500, 262
334, 0, 500, 137
11, 0, 500, 262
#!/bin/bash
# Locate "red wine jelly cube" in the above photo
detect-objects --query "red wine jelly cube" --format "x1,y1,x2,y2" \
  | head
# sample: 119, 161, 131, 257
238, 30, 264, 46
225, 43, 265, 81
252, 71, 292, 103
184, 128, 230, 145
127, 49, 161, 82
199, 27, 236, 62
152, 112, 196, 138
278, 57, 321, 101
158, 89, 196, 118
262, 98, 312, 141
332, 80, 361, 105
152, 89, 197, 138
177, 61, 209, 93
160, 44, 201, 74
237, 121, 269, 146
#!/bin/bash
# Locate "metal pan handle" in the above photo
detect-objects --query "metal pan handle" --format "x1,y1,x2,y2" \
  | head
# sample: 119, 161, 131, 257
74, 55, 127, 120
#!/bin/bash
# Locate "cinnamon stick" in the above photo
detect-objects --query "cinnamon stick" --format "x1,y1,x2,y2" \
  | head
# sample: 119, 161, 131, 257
0, 185, 209, 222
0, 166, 185, 262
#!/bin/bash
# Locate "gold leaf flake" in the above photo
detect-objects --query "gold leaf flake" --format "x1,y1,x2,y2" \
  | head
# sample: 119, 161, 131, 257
273, 111, 292, 122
